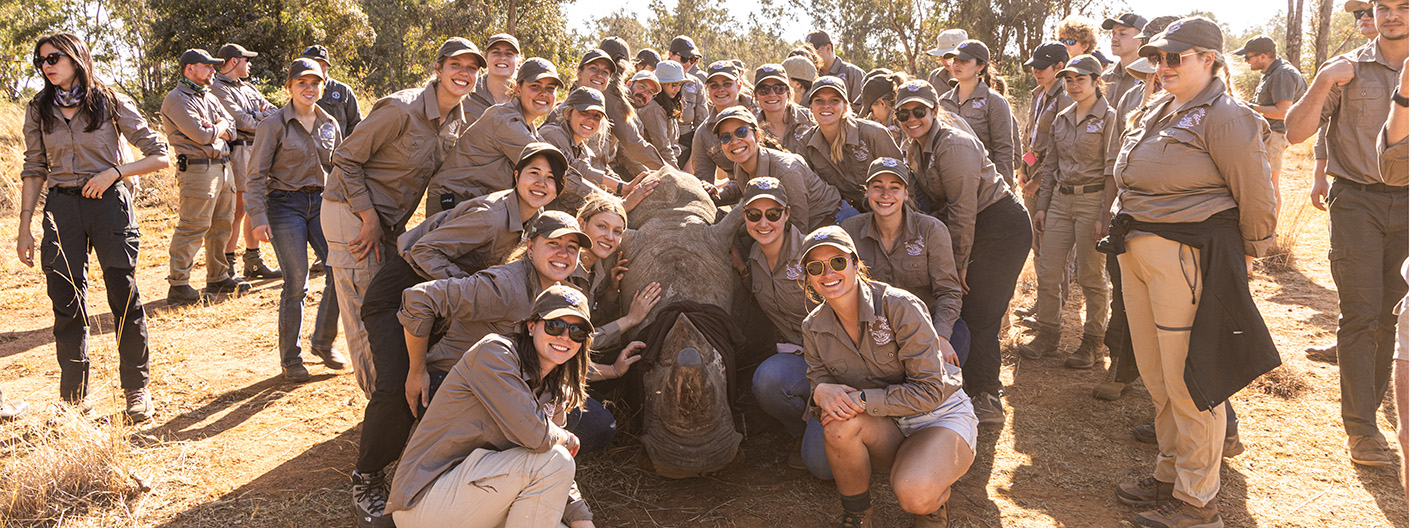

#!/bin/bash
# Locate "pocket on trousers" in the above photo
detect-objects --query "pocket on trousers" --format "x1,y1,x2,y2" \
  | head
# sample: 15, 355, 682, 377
177, 168, 220, 199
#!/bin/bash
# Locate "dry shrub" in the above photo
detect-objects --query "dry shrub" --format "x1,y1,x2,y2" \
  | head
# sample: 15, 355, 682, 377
1251, 364, 1312, 399
0, 102, 26, 214
0, 412, 142, 526
1258, 199, 1316, 273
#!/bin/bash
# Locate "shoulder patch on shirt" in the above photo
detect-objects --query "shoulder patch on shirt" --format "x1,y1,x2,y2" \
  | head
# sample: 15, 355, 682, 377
331, 91, 341, 100
785, 262, 802, 281
905, 235, 925, 256
1177, 108, 1205, 129
871, 316, 893, 346
685, 83, 697, 94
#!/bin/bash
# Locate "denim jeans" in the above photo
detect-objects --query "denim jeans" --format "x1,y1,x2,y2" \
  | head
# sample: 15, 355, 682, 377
566, 397, 617, 454
265, 189, 338, 368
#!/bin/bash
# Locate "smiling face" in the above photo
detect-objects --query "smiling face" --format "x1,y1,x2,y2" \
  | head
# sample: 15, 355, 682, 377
528, 233, 582, 282
437, 54, 481, 97
518, 78, 560, 118
287, 74, 325, 110
718, 117, 759, 166
809, 87, 847, 127
580, 210, 626, 260
566, 108, 604, 141
756, 80, 790, 112
744, 197, 788, 246
1375, 0, 1409, 40
37, 43, 76, 90
578, 59, 612, 91
486, 42, 520, 78
707, 76, 740, 107
630, 79, 658, 107
532, 316, 585, 371
866, 172, 908, 218
515, 156, 559, 210
1063, 72, 1096, 102
804, 245, 857, 303
1110, 26, 1141, 58
897, 101, 935, 140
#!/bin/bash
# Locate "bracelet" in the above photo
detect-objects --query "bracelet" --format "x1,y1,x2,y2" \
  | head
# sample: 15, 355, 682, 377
610, 364, 620, 378
1394, 88, 1409, 108
616, 181, 625, 195
113, 165, 123, 177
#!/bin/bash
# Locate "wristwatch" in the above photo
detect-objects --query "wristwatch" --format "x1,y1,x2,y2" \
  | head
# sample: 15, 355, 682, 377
1394, 86, 1409, 108
857, 390, 867, 413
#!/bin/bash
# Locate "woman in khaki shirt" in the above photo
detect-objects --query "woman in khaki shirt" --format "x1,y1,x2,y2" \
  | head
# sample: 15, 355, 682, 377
246, 58, 348, 382
797, 226, 975, 527
799, 76, 905, 218
690, 60, 757, 183
714, 106, 841, 232
940, 40, 1017, 179
858, 72, 909, 145
753, 63, 814, 155
539, 86, 637, 205
18, 33, 169, 422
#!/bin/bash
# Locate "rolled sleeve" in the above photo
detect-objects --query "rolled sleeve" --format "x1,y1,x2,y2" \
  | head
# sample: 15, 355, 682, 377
331, 105, 406, 214
115, 94, 167, 159
20, 104, 47, 181
863, 294, 950, 416
244, 117, 282, 227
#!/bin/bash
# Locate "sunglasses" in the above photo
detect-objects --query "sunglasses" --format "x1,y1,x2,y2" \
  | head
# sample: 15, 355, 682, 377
543, 318, 590, 343
1059, 38, 1079, 46
718, 125, 755, 145
1146, 50, 1198, 68
1353, 8, 1373, 18
756, 83, 789, 95
744, 207, 785, 223
894, 106, 930, 122
34, 52, 68, 67
805, 255, 852, 277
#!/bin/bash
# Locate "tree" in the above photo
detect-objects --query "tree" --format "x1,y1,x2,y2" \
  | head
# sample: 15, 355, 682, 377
1287, 0, 1304, 69
0, 0, 64, 99
1312, 0, 1333, 67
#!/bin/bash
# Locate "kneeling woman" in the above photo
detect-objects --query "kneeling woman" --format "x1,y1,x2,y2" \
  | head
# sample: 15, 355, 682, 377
389, 285, 634, 528
799, 227, 976, 527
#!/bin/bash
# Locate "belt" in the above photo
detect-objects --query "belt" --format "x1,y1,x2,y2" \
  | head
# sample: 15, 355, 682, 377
185, 156, 229, 166
229, 139, 254, 147
51, 185, 85, 196
1058, 183, 1105, 195
1335, 178, 1409, 195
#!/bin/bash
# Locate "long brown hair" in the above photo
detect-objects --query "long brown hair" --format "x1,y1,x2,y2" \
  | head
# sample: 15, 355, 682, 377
512, 318, 591, 411
30, 33, 118, 133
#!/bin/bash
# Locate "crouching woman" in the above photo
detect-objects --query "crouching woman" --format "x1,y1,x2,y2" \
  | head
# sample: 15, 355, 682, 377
799, 226, 976, 528
387, 285, 603, 528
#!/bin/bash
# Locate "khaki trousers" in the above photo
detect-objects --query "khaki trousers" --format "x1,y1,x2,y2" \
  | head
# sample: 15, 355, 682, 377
320, 199, 385, 397
1034, 190, 1109, 335
1119, 235, 1225, 506
230, 143, 253, 190
392, 446, 576, 528
168, 162, 235, 286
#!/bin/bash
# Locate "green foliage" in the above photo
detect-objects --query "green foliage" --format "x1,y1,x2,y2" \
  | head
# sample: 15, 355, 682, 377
574, 0, 796, 76
0, 0, 65, 99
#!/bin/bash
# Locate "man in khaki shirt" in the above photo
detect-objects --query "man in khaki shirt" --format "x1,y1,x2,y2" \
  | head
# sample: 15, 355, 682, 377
1285, 0, 1409, 467
212, 43, 282, 280
1100, 13, 1148, 102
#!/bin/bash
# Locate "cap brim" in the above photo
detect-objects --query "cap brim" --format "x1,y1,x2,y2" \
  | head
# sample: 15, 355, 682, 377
487, 38, 520, 53
895, 94, 936, 109
1058, 66, 1096, 77
1023, 57, 1059, 69
865, 169, 908, 185
743, 193, 788, 208
656, 73, 688, 84
706, 70, 735, 81
713, 115, 754, 133
443, 50, 487, 67
570, 103, 607, 115
757, 73, 790, 87
539, 307, 593, 329
543, 227, 591, 248
293, 70, 327, 81
927, 45, 959, 57
1139, 38, 1197, 57
1344, 0, 1370, 11
524, 72, 564, 86
806, 84, 846, 102
1126, 61, 1157, 75
799, 241, 856, 266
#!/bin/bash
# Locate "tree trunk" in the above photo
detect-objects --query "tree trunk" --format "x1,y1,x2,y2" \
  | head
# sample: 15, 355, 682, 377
506, 0, 518, 34
1287, 0, 1304, 70
1314, 0, 1333, 68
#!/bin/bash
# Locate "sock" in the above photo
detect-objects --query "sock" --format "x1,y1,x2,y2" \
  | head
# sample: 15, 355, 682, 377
244, 248, 260, 255
840, 489, 871, 513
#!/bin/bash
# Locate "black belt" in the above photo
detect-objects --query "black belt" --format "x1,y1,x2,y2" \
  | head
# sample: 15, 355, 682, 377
51, 185, 85, 196
1335, 178, 1408, 195
229, 139, 253, 147
185, 157, 229, 166
1058, 183, 1105, 195
282, 186, 323, 193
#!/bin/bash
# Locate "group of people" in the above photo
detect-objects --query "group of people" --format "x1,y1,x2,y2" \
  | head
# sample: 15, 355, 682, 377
10, 1, 1410, 526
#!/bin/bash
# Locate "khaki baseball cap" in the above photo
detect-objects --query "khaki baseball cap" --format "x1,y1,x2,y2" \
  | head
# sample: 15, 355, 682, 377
705, 60, 740, 81
286, 58, 326, 82
578, 49, 617, 73
1344, 0, 1371, 11
799, 225, 859, 266
1058, 55, 1104, 77
754, 63, 790, 86
527, 210, 590, 247
865, 157, 910, 186
517, 57, 563, 86
1139, 16, 1223, 56
562, 86, 607, 115
435, 37, 486, 68
782, 56, 817, 83
630, 69, 660, 91
927, 29, 968, 57
216, 43, 257, 59
712, 106, 758, 133
599, 37, 631, 62
532, 285, 594, 329
742, 176, 789, 208
895, 79, 939, 109
486, 33, 520, 53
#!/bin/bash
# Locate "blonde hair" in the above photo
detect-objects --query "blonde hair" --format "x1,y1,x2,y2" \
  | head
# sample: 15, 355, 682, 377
1056, 15, 1100, 53
575, 193, 627, 226
827, 112, 858, 165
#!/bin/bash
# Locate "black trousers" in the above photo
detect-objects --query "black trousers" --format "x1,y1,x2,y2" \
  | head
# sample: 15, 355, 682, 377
356, 255, 432, 473
959, 196, 1032, 397
40, 185, 150, 401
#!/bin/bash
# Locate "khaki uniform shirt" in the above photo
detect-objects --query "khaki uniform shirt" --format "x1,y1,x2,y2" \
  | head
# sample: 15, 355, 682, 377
463, 74, 506, 123
639, 99, 681, 165
841, 208, 962, 339
756, 103, 814, 155
679, 72, 710, 135
211, 73, 277, 140
691, 96, 756, 182
802, 280, 964, 417
432, 98, 542, 203
1254, 57, 1308, 134
1379, 127, 1409, 185
1114, 78, 1278, 257
1113, 81, 1149, 140
825, 56, 866, 111
583, 256, 626, 347
1037, 95, 1120, 212
22, 93, 167, 187
538, 123, 616, 212
318, 77, 362, 136
1020, 81, 1071, 181
245, 105, 342, 227
607, 95, 667, 174
905, 121, 1012, 270
387, 334, 590, 523
324, 82, 467, 230
730, 147, 842, 232
927, 67, 953, 95
799, 117, 904, 211
1317, 41, 1404, 186
161, 82, 235, 159
398, 189, 533, 280
1101, 61, 1141, 110
746, 226, 813, 346
940, 82, 1016, 178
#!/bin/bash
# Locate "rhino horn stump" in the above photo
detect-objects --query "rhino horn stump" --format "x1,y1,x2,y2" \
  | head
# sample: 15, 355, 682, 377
640, 314, 742, 478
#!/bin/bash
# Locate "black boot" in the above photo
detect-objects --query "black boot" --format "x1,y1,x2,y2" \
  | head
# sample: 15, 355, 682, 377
243, 248, 282, 280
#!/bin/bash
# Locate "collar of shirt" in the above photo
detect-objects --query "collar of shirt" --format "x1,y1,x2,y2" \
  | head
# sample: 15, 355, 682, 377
417, 80, 465, 129
214, 73, 241, 87
946, 79, 993, 105
805, 116, 862, 153
828, 56, 847, 75
1352, 38, 1399, 70
1059, 93, 1112, 126
812, 279, 884, 344
1261, 57, 1287, 79
748, 224, 804, 275
280, 103, 337, 128
1142, 77, 1228, 131
856, 207, 922, 250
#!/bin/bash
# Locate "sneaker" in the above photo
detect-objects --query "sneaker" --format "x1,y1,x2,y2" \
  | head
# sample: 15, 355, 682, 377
838, 508, 872, 528
1132, 422, 1157, 444
0, 399, 30, 422
283, 364, 312, 382
972, 392, 1006, 425
1223, 431, 1245, 458
204, 277, 252, 295
310, 259, 326, 274
124, 388, 154, 424
1349, 434, 1399, 467
352, 470, 395, 528
243, 248, 283, 280
1133, 498, 1222, 528
1116, 476, 1174, 507
312, 348, 349, 370
913, 503, 948, 527
167, 284, 202, 306
1092, 380, 1130, 401
1305, 343, 1337, 364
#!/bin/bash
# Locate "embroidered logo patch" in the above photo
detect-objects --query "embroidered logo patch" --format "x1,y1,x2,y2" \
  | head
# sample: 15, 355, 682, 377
685, 83, 697, 94
785, 262, 802, 280
1178, 108, 1205, 129
755, 179, 775, 189
810, 231, 831, 241
853, 144, 870, 162
881, 157, 899, 167
907, 84, 921, 92
319, 122, 337, 139
331, 91, 341, 100
871, 317, 893, 346
1086, 119, 1104, 134
905, 235, 925, 256
563, 290, 585, 306
589, 91, 602, 102
971, 99, 985, 109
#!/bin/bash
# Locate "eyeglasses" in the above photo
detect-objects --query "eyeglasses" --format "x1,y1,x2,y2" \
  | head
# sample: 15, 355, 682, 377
756, 83, 789, 95
805, 255, 851, 277
894, 106, 929, 122
1059, 38, 1079, 46
717, 125, 755, 145
543, 318, 590, 343
744, 207, 785, 223
1146, 50, 1198, 68
34, 52, 68, 67
1353, 8, 1373, 18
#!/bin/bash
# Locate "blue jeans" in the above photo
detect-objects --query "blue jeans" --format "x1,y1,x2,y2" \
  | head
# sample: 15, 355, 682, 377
835, 200, 862, 224
753, 353, 812, 438
566, 397, 616, 454
265, 189, 339, 368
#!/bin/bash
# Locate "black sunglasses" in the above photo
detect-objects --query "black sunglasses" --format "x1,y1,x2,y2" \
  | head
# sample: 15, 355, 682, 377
756, 83, 789, 95
34, 52, 68, 67
1146, 50, 1196, 68
894, 106, 929, 122
805, 255, 852, 277
1353, 8, 1373, 18
1059, 38, 1079, 46
744, 207, 785, 223
718, 125, 755, 145
543, 318, 590, 343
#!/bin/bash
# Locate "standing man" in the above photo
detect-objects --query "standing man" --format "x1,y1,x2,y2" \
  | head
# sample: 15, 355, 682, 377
300, 45, 362, 137
669, 35, 708, 165
212, 43, 281, 281
1100, 13, 1147, 100
806, 29, 865, 112
925, 29, 968, 93
1285, 0, 1409, 468
162, 49, 248, 304
1237, 35, 1309, 214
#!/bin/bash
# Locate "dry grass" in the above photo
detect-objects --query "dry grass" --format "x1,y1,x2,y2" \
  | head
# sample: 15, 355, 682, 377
1259, 198, 1319, 274
0, 411, 144, 526
1250, 364, 1313, 400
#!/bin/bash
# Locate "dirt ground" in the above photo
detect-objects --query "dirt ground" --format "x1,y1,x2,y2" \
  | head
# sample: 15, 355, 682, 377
0, 137, 1407, 527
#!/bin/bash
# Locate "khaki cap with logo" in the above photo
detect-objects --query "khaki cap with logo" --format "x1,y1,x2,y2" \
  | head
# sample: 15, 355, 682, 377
516, 142, 570, 188
517, 57, 563, 86
630, 69, 660, 91
754, 63, 790, 87
713, 106, 758, 133
927, 29, 969, 57
782, 56, 817, 83
216, 43, 258, 60
669, 35, 701, 59
579, 49, 617, 73
562, 86, 607, 115
1139, 16, 1182, 41
1344, 0, 1371, 11
1139, 16, 1222, 56
1126, 57, 1157, 77
944, 40, 991, 63
527, 210, 591, 247
1058, 55, 1104, 77
799, 225, 859, 266
486, 33, 521, 53
1233, 36, 1277, 56
705, 60, 740, 81
286, 58, 326, 82
865, 157, 911, 185
742, 176, 789, 208
805, 76, 849, 102
435, 37, 486, 68
895, 79, 939, 109
532, 285, 594, 329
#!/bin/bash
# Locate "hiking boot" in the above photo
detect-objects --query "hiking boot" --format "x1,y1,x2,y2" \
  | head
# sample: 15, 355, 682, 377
838, 507, 872, 528
1133, 498, 1222, 528
972, 392, 1006, 425
1305, 343, 1337, 364
1065, 333, 1103, 369
310, 258, 326, 274
312, 348, 349, 370
1092, 380, 1130, 401
1223, 430, 1245, 458
168, 284, 202, 306
352, 470, 395, 528
1349, 434, 1399, 467
283, 364, 312, 382
1013, 304, 1036, 318
204, 277, 252, 295
1133, 422, 1157, 444
1016, 315, 1041, 330
1018, 324, 1060, 360
1116, 476, 1174, 507
243, 248, 282, 280
0, 399, 30, 422
124, 388, 153, 424
913, 503, 949, 527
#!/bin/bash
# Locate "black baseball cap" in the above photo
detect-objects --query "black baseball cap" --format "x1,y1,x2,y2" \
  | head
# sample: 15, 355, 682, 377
806, 30, 833, 49
945, 40, 991, 63
1023, 42, 1070, 70
215, 43, 257, 60
1102, 13, 1149, 31
179, 49, 222, 67
742, 176, 789, 208
669, 35, 701, 59
300, 45, 331, 63
517, 57, 563, 86
527, 211, 591, 248
562, 86, 607, 115
1139, 16, 1183, 42
599, 37, 631, 62
636, 48, 662, 68
1233, 36, 1277, 57
1139, 16, 1223, 57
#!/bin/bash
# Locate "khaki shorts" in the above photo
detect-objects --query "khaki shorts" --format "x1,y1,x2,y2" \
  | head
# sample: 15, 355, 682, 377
1265, 132, 1290, 174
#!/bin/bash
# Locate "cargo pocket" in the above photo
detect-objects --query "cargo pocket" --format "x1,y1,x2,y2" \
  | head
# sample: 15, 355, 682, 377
177, 166, 221, 199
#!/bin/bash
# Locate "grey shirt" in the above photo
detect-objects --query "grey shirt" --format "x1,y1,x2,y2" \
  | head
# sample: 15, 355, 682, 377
1317, 40, 1405, 186
431, 97, 542, 202
940, 81, 1017, 179
397, 189, 534, 280
318, 77, 362, 137
1254, 57, 1308, 134
904, 119, 1013, 271
730, 147, 842, 232
1037, 95, 1120, 212
841, 208, 963, 340
798, 116, 904, 211
211, 73, 277, 140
